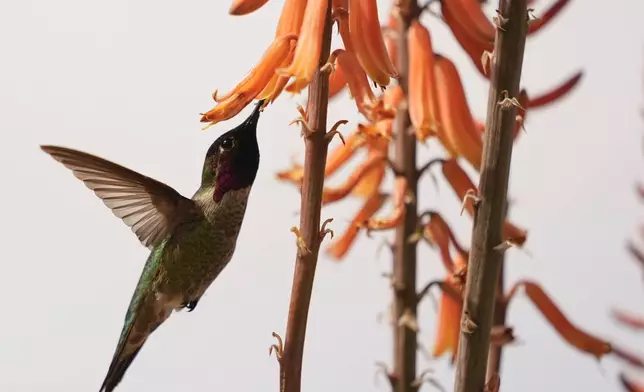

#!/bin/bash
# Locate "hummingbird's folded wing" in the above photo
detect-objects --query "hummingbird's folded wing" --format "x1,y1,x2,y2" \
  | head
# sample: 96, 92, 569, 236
41, 145, 196, 250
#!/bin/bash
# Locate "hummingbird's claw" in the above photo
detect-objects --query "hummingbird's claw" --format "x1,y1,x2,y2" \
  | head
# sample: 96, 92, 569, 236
182, 299, 199, 312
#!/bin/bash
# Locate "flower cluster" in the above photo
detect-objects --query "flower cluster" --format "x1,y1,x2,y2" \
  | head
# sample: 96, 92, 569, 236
211, 0, 619, 375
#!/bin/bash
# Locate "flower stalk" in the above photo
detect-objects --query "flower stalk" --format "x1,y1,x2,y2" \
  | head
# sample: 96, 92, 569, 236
452, 1, 529, 392
280, 2, 334, 392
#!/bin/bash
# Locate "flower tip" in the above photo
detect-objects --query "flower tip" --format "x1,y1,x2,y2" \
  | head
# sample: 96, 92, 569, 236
229, 0, 270, 16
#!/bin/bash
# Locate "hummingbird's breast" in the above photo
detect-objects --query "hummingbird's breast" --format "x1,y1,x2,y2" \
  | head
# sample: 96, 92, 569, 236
159, 186, 253, 300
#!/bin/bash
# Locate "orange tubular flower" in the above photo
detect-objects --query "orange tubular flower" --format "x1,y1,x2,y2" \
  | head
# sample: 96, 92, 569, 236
408, 21, 440, 141
440, 0, 493, 77
332, 0, 355, 52
441, 159, 528, 245
433, 252, 467, 361
322, 152, 385, 205
361, 178, 407, 231
434, 55, 483, 171
333, 49, 378, 119
327, 193, 387, 260
328, 57, 348, 99
278, 0, 329, 90
325, 126, 368, 177
352, 131, 389, 197
507, 281, 613, 359
527, 71, 584, 109
229, 0, 271, 15
422, 212, 466, 273
348, 0, 399, 88
257, 0, 308, 102
384, 12, 399, 70
201, 34, 298, 127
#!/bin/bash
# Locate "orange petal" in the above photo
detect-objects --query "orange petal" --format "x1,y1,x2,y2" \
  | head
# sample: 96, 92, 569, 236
325, 126, 368, 177
434, 55, 483, 170
276, 161, 304, 184
277, 0, 329, 88
332, 1, 355, 53
326, 193, 387, 260
275, 0, 308, 36
352, 132, 389, 197
621, 375, 644, 392
257, 41, 297, 103
362, 178, 407, 231
433, 259, 466, 360
440, 0, 494, 77
322, 153, 386, 205
440, 0, 495, 41
202, 34, 298, 126
527, 0, 571, 36
348, 0, 398, 87
384, 11, 399, 70
408, 21, 440, 141
527, 71, 584, 109
507, 281, 612, 359
422, 212, 466, 273
383, 84, 403, 109
328, 56, 348, 99
441, 159, 527, 246
229, 0, 271, 15
333, 49, 379, 119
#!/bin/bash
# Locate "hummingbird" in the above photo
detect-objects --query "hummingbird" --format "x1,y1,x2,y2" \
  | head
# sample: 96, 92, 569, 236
40, 101, 265, 392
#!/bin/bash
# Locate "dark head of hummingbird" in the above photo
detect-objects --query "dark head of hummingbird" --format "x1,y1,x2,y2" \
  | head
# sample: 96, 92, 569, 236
202, 100, 264, 202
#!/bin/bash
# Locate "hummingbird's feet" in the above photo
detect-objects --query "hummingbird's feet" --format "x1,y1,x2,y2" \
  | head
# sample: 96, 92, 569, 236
182, 299, 199, 312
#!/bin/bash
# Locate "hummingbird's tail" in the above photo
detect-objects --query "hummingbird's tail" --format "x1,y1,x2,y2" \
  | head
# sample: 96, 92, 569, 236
99, 291, 174, 392
99, 321, 147, 392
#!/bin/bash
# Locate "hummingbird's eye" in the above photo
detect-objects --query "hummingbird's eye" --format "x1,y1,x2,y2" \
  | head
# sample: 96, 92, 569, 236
220, 137, 235, 152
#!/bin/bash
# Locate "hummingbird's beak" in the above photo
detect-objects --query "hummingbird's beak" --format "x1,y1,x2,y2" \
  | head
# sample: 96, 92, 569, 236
240, 99, 265, 130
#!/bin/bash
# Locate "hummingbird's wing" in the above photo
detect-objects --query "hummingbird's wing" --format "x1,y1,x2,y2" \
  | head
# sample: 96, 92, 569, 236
41, 145, 196, 250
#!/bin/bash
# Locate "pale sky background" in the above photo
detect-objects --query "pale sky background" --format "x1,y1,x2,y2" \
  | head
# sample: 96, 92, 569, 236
2, 0, 644, 391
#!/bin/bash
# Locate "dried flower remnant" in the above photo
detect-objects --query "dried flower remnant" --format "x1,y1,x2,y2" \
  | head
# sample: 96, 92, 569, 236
433, 252, 467, 362
327, 193, 387, 260
278, 0, 329, 89
201, 34, 297, 127
348, 0, 399, 87
408, 21, 440, 141
434, 55, 483, 170
507, 281, 612, 359
229, 0, 271, 15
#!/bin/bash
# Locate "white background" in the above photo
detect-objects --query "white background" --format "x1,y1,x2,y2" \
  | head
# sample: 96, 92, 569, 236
1, 0, 644, 391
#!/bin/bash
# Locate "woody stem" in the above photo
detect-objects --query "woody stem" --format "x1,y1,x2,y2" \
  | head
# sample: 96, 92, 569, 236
452, 1, 528, 392
392, 1, 420, 392
280, 2, 333, 392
